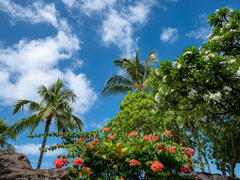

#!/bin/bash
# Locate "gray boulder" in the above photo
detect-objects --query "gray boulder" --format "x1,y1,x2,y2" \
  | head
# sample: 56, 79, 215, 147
0, 148, 79, 180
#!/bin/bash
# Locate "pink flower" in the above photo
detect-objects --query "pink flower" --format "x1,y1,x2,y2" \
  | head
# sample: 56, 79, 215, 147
59, 134, 62, 138
155, 145, 166, 151
73, 158, 84, 166
151, 161, 163, 172
181, 165, 189, 173
143, 136, 152, 142
84, 136, 88, 140
151, 134, 159, 141
163, 131, 172, 138
129, 131, 137, 138
108, 135, 113, 140
129, 159, 140, 166
53, 158, 68, 169
88, 142, 94, 149
93, 138, 99, 142
103, 127, 110, 132
169, 147, 175, 153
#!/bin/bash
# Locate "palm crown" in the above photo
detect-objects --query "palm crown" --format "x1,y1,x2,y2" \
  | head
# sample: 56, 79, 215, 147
100, 49, 158, 98
0, 118, 18, 152
9, 78, 84, 169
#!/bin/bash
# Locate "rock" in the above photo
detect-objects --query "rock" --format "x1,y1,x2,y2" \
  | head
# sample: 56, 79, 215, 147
0, 148, 79, 180
168, 171, 240, 180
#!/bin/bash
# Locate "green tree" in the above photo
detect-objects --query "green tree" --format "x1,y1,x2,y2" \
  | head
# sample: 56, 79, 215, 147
0, 118, 18, 152
100, 49, 158, 98
10, 78, 84, 169
148, 7, 240, 179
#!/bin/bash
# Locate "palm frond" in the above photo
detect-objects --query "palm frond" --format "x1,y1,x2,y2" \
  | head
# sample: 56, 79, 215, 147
0, 136, 16, 152
38, 85, 51, 105
12, 100, 32, 114
104, 75, 134, 86
99, 84, 133, 98
72, 115, 84, 132
7, 115, 38, 135
55, 78, 65, 97
28, 101, 42, 114
58, 90, 77, 103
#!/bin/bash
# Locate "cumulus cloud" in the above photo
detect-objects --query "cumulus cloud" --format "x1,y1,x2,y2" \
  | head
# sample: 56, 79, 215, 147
0, 0, 98, 116
185, 27, 211, 41
160, 27, 178, 44
14, 143, 67, 157
0, 0, 58, 28
100, 0, 157, 58
185, 12, 213, 41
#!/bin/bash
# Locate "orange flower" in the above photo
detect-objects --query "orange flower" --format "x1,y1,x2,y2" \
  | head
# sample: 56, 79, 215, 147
97, 154, 99, 156
79, 134, 82, 137
57, 143, 62, 147
120, 178, 124, 180
67, 167, 70, 169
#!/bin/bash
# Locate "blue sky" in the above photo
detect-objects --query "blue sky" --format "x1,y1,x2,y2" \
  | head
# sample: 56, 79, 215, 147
0, 0, 240, 178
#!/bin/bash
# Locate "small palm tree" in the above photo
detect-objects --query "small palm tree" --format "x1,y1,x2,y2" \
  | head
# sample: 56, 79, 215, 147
100, 49, 158, 98
0, 118, 18, 152
10, 78, 84, 169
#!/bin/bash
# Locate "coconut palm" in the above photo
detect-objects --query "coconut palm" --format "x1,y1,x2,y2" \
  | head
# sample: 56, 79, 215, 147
0, 118, 18, 152
100, 49, 158, 98
10, 78, 84, 169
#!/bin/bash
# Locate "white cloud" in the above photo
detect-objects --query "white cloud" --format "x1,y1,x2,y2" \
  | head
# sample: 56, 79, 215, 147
160, 27, 178, 44
14, 143, 67, 157
0, 0, 58, 28
0, 31, 97, 115
185, 12, 213, 41
90, 117, 110, 129
185, 27, 211, 41
165, 0, 179, 2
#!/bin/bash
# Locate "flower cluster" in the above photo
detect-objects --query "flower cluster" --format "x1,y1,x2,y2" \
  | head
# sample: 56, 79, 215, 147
210, 92, 222, 100
163, 131, 172, 138
223, 86, 232, 92
209, 36, 224, 42
163, 75, 167, 82
103, 127, 110, 132
229, 29, 237, 33
172, 61, 182, 69
53, 158, 69, 169
155, 69, 160, 76
226, 23, 231, 28
150, 162, 163, 172
183, 51, 193, 56
229, 59, 236, 64
129, 159, 140, 166
159, 87, 164, 93
79, 167, 93, 177
155, 93, 160, 103
129, 131, 137, 138
73, 158, 84, 166
188, 89, 198, 97
180, 165, 190, 173
204, 53, 215, 61
203, 94, 208, 101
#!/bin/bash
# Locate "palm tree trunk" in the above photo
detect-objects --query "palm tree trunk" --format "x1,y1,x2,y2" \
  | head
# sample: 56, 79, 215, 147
37, 117, 52, 169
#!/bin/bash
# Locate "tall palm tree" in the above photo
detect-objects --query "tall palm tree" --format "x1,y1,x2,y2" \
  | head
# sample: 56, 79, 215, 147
100, 49, 158, 98
0, 118, 19, 152
10, 78, 84, 169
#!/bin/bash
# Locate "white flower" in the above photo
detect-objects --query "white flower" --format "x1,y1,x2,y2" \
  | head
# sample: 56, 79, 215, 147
205, 50, 211, 54
199, 51, 202, 55
173, 61, 178, 67
225, 91, 230, 95
155, 93, 160, 103
219, 61, 226, 64
216, 9, 219, 12
189, 89, 197, 97
159, 88, 164, 93
226, 23, 231, 28
150, 54, 156, 59
199, 46, 202, 50
237, 70, 240, 76
229, 8, 233, 12
207, 34, 212, 39
183, 79, 186, 81
220, 28, 223, 33
177, 63, 182, 69
203, 95, 208, 101
210, 92, 222, 100
170, 89, 174, 92
229, 29, 237, 33
205, 56, 210, 61
163, 75, 167, 82
152, 109, 156, 113
223, 86, 232, 91
229, 59, 236, 64
210, 36, 224, 42
226, 67, 230, 70
208, 54, 215, 58
183, 51, 193, 56
155, 69, 160, 76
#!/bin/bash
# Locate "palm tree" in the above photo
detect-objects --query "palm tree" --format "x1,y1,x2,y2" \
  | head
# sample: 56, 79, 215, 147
0, 118, 19, 152
100, 49, 158, 98
10, 78, 84, 169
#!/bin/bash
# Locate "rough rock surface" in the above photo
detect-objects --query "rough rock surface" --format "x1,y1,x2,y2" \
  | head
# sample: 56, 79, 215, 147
0, 148, 79, 180
168, 171, 240, 180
